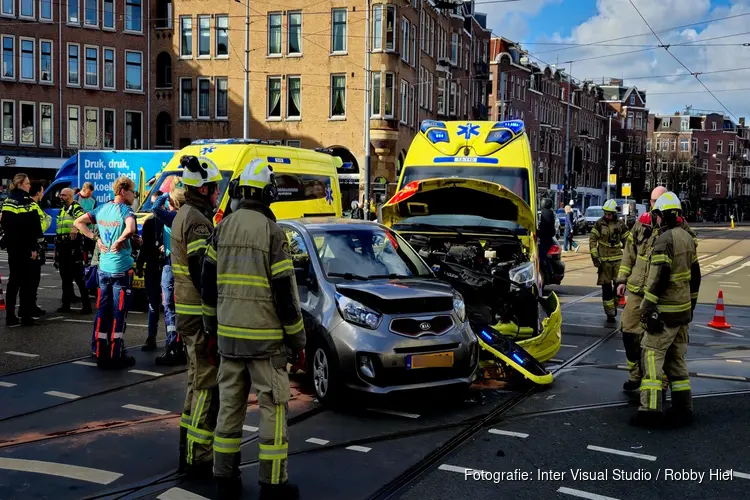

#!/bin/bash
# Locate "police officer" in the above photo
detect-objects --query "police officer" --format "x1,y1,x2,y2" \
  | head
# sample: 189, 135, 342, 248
202, 160, 305, 500
632, 191, 701, 428
30, 181, 51, 318
171, 155, 222, 477
589, 199, 629, 322
55, 188, 92, 314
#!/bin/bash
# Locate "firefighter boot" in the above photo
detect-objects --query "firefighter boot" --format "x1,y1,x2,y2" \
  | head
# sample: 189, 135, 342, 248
216, 476, 243, 500
178, 426, 188, 472
665, 390, 693, 428
629, 410, 665, 429
259, 482, 300, 500
155, 340, 187, 366
623, 380, 640, 392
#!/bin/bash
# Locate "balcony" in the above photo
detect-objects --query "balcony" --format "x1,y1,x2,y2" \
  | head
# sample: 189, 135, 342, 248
474, 61, 488, 77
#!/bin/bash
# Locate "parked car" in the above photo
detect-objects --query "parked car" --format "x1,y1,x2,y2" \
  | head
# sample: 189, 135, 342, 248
543, 236, 565, 286
584, 206, 604, 231
556, 208, 586, 235
279, 218, 479, 405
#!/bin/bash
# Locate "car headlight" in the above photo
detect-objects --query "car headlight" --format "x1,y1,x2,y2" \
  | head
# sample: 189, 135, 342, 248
453, 291, 466, 322
509, 261, 536, 288
335, 293, 382, 329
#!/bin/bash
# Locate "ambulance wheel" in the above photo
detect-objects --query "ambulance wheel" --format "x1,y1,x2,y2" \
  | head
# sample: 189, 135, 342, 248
308, 341, 342, 407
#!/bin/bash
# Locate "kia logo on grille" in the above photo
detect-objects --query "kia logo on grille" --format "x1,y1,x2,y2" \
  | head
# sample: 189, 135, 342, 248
419, 322, 432, 331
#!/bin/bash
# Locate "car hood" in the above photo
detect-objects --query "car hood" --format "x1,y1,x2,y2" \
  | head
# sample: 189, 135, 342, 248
381, 178, 535, 233
335, 278, 456, 315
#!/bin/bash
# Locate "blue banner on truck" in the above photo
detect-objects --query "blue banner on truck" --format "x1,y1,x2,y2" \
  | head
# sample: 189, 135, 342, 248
78, 151, 176, 204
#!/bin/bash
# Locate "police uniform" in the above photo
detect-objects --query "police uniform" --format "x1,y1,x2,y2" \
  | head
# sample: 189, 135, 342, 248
31, 201, 51, 315
55, 201, 91, 312
202, 162, 304, 500
171, 156, 222, 474
635, 192, 701, 427
589, 200, 629, 320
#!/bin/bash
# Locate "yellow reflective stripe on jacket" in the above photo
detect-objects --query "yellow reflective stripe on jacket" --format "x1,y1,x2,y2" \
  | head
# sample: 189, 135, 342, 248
284, 318, 304, 335
618, 265, 632, 275
217, 274, 270, 288
1, 204, 34, 214
187, 239, 208, 255
217, 324, 283, 340
214, 436, 242, 454
651, 254, 672, 265
670, 271, 691, 282
599, 255, 622, 262
206, 245, 217, 262
271, 259, 294, 277
176, 303, 203, 315
172, 263, 190, 275
644, 291, 659, 303
657, 302, 692, 313
591, 227, 600, 236
627, 282, 642, 295
671, 380, 691, 392
202, 303, 217, 316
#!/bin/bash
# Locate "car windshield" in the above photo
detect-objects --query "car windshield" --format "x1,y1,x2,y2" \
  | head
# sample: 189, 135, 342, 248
138, 170, 233, 211
309, 226, 432, 279
400, 166, 531, 207
586, 208, 604, 218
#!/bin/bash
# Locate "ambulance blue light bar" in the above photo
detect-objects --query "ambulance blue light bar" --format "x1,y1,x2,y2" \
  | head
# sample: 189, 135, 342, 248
486, 120, 525, 146
420, 120, 447, 133
433, 157, 499, 164
191, 138, 278, 145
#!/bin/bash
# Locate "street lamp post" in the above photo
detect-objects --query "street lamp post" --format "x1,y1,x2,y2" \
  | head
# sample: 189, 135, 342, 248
606, 114, 612, 200
363, 1, 372, 220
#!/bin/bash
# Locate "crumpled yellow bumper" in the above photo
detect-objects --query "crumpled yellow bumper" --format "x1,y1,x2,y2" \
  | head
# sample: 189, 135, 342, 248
492, 292, 562, 363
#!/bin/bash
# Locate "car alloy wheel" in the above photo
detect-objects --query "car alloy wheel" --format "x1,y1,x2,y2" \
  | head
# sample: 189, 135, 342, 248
313, 347, 329, 399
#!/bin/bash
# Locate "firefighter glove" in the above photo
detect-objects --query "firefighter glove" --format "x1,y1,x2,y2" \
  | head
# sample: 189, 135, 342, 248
641, 310, 665, 334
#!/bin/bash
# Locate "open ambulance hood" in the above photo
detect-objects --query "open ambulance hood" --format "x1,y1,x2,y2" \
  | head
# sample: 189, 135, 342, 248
381, 178, 535, 234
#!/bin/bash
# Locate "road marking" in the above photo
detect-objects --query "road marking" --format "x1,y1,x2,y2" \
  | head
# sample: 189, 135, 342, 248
727, 359, 743, 364
730, 470, 750, 480
367, 408, 421, 419
616, 349, 626, 353
122, 404, 171, 415
0, 457, 123, 485
558, 487, 620, 500
488, 429, 529, 438
587, 445, 656, 461
45, 391, 80, 400
694, 324, 744, 338
698, 254, 718, 262
346, 445, 371, 453
718, 282, 740, 285
0, 381, 17, 387
711, 256, 743, 268
560, 344, 579, 348
438, 464, 470, 474
724, 261, 750, 275
549, 358, 565, 363
616, 365, 628, 370
695, 373, 747, 381
306, 438, 329, 445
72, 361, 98, 367
5, 351, 39, 358
157, 487, 211, 500
129, 369, 164, 377
242, 425, 259, 432
47, 316, 65, 320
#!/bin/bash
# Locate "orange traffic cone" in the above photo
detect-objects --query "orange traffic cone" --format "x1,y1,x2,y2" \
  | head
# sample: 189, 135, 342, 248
708, 290, 731, 329
0, 273, 5, 311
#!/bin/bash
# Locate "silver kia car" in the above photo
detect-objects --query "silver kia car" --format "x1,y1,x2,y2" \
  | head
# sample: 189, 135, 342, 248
278, 218, 479, 406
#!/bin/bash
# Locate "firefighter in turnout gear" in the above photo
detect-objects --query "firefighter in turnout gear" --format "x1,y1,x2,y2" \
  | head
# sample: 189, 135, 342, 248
589, 199, 629, 322
631, 192, 701, 429
202, 158, 305, 500
55, 188, 92, 314
172, 155, 223, 477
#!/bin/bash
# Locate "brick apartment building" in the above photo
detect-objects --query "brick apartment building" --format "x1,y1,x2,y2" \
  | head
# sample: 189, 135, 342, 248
648, 110, 750, 221
158, 0, 492, 207
1, 0, 148, 183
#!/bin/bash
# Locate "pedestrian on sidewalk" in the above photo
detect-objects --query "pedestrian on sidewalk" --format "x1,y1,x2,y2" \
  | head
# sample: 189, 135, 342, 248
564, 202, 580, 253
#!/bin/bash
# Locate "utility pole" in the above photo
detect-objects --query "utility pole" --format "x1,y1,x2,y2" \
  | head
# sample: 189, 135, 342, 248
242, 0, 250, 139
607, 114, 612, 200
563, 61, 572, 203
363, 0, 372, 220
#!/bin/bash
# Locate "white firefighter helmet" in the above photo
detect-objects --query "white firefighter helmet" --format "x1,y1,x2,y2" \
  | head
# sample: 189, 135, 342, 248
180, 155, 222, 188
603, 199, 617, 212
238, 158, 274, 189
653, 191, 681, 212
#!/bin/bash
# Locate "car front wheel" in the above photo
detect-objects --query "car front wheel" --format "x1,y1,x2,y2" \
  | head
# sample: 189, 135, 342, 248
309, 342, 342, 406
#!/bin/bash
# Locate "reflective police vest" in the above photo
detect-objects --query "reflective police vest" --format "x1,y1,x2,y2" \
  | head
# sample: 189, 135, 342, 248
56, 202, 85, 238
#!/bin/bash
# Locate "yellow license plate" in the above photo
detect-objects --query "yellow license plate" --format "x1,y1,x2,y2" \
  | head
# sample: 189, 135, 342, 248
408, 352, 454, 370
132, 279, 144, 289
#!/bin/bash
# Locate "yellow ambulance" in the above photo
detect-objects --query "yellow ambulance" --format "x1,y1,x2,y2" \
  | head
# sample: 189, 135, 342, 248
132, 139, 343, 289
381, 120, 562, 364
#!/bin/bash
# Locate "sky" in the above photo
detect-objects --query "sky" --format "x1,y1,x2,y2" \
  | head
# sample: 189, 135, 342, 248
485, 0, 750, 122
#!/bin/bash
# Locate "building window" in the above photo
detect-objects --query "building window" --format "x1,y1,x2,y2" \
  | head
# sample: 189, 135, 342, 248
103, 47, 115, 89
409, 84, 414, 126
630, 94, 635, 105
1, 36, 13, 79
692, 138, 697, 153
37, 40, 52, 84
332, 8, 346, 53
2, 0, 13, 16
702, 159, 708, 172
215, 77, 228, 119
636, 113, 643, 130
701, 180, 707, 194
437, 77, 445, 115
715, 182, 721, 195
418, 67, 423, 108
125, 110, 142, 149
179, 78, 192, 118
287, 76, 301, 118
198, 15, 210, 57
155, 111, 171, 147
680, 138, 688, 152
197, 77, 210, 118
371, 5, 382, 51
717, 140, 723, 154
84, 0, 96, 26
268, 13, 281, 56
20, 0, 33, 18
385, 6, 395, 51
384, 72, 394, 118
285, 139, 301, 148
125, 0, 141, 32
728, 141, 735, 156
2, 100, 14, 143
85, 45, 98, 87
267, 76, 281, 118
371, 72, 381, 117
40, 0, 52, 21
155, 0, 171, 28
670, 138, 676, 151
103, 109, 115, 148
68, 0, 79, 23
330, 74, 346, 118
428, 72, 433, 112
40, 103, 52, 146
451, 33, 457, 65
450, 82, 456, 115
125, 51, 142, 91
716, 161, 722, 174
703, 139, 709, 152
20, 38, 35, 82
67, 43, 79, 85
67, 105, 79, 146
399, 79, 407, 124
401, 17, 408, 63
180, 16, 192, 57
84, 107, 98, 147
288, 11, 301, 55
410, 23, 416, 67
215, 15, 228, 57
103, 0, 114, 29
19, 102, 35, 145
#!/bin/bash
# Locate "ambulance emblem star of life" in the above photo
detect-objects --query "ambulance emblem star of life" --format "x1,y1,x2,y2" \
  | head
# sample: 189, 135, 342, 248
457, 123, 480, 140
201, 146, 216, 155
325, 183, 334, 205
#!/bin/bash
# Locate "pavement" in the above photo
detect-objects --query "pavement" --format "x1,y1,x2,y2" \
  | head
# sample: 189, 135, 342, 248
1, 226, 750, 499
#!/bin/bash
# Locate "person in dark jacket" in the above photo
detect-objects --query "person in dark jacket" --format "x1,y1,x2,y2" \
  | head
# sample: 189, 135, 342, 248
136, 211, 165, 351
1, 174, 43, 326
538, 198, 556, 258
55, 188, 91, 314
30, 181, 51, 318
